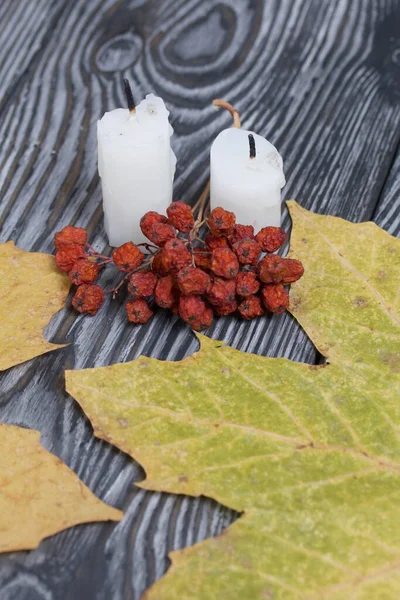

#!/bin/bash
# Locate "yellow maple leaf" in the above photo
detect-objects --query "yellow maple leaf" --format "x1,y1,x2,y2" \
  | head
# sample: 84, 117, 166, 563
0, 423, 122, 552
66, 202, 400, 600
0, 241, 70, 371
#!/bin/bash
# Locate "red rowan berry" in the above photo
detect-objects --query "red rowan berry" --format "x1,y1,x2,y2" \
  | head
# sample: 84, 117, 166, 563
145, 223, 176, 246
128, 270, 157, 298
255, 227, 287, 253
228, 224, 255, 245
205, 233, 229, 251
193, 248, 212, 272
214, 299, 238, 316
261, 284, 290, 314
72, 284, 104, 315
167, 201, 194, 233
69, 259, 99, 285
179, 295, 213, 331
112, 242, 144, 272
236, 271, 260, 297
55, 225, 87, 249
162, 239, 192, 272
232, 238, 261, 266
258, 254, 284, 283
258, 254, 304, 284
237, 295, 264, 320
155, 274, 176, 309
176, 266, 210, 295
55, 244, 86, 272
211, 248, 239, 279
205, 277, 236, 306
126, 298, 153, 323
280, 258, 304, 283
140, 211, 168, 240
152, 250, 169, 276
208, 207, 235, 237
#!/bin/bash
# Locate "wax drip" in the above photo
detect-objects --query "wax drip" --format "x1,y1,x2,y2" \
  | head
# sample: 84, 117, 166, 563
248, 134, 256, 159
123, 78, 136, 113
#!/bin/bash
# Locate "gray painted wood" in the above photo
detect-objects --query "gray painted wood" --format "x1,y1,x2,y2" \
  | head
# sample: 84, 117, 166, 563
0, 0, 399, 598
374, 148, 400, 236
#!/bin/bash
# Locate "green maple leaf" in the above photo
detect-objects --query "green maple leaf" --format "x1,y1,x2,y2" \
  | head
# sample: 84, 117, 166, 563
66, 202, 400, 600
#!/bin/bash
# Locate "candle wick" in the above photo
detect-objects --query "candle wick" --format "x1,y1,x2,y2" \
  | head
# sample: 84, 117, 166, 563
248, 134, 256, 159
123, 78, 136, 114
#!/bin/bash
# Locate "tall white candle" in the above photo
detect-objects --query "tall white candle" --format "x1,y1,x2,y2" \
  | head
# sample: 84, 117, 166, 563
210, 127, 285, 230
97, 92, 176, 247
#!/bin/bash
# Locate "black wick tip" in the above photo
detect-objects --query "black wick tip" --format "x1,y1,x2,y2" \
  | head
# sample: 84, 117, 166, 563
123, 78, 135, 112
248, 134, 256, 159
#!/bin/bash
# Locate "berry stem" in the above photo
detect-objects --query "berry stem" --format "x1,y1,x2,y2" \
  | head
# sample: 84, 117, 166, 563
93, 254, 112, 261
97, 259, 112, 266
137, 242, 158, 254
197, 193, 210, 224
105, 257, 153, 298
86, 243, 112, 262
104, 277, 127, 298
191, 179, 210, 217
86, 242, 99, 254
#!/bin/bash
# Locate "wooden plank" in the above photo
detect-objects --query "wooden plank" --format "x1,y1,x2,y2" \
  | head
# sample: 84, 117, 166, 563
0, 0, 66, 114
1, 0, 400, 598
373, 147, 400, 235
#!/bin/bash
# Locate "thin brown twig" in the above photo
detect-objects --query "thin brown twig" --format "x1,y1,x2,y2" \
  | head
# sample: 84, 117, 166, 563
190, 99, 240, 224
105, 257, 153, 297
94, 256, 112, 263
213, 99, 241, 128
86, 243, 112, 262
191, 179, 210, 216
197, 188, 210, 223
137, 242, 158, 252
189, 180, 211, 257
97, 260, 112, 267
86, 242, 98, 253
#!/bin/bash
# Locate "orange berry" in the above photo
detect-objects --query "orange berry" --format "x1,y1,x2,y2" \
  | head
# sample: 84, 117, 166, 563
126, 299, 153, 323
167, 202, 194, 233
211, 248, 239, 279
55, 225, 87, 249
112, 242, 144, 272
56, 244, 86, 272
72, 284, 104, 315
69, 260, 99, 285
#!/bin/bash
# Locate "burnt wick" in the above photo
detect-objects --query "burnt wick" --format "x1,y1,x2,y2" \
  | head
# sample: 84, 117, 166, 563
123, 78, 136, 113
248, 134, 256, 159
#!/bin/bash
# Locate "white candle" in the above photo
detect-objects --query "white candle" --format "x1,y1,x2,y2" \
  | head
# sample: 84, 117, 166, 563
210, 127, 285, 230
97, 92, 176, 247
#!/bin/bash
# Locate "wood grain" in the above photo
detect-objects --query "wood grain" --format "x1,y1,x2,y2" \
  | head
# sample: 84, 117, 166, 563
373, 147, 400, 236
0, 0, 400, 598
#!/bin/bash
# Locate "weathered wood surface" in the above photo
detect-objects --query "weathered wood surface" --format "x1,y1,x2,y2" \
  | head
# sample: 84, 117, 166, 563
1, 0, 400, 598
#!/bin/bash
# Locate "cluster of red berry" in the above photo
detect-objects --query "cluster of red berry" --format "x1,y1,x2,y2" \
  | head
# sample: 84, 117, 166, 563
54, 202, 304, 331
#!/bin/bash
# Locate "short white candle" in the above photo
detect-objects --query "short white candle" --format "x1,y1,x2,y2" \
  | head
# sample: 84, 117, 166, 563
97, 89, 176, 247
210, 127, 285, 230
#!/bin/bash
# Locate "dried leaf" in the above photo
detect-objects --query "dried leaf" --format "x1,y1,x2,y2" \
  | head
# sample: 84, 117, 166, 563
66, 202, 400, 599
0, 423, 122, 553
0, 241, 70, 371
